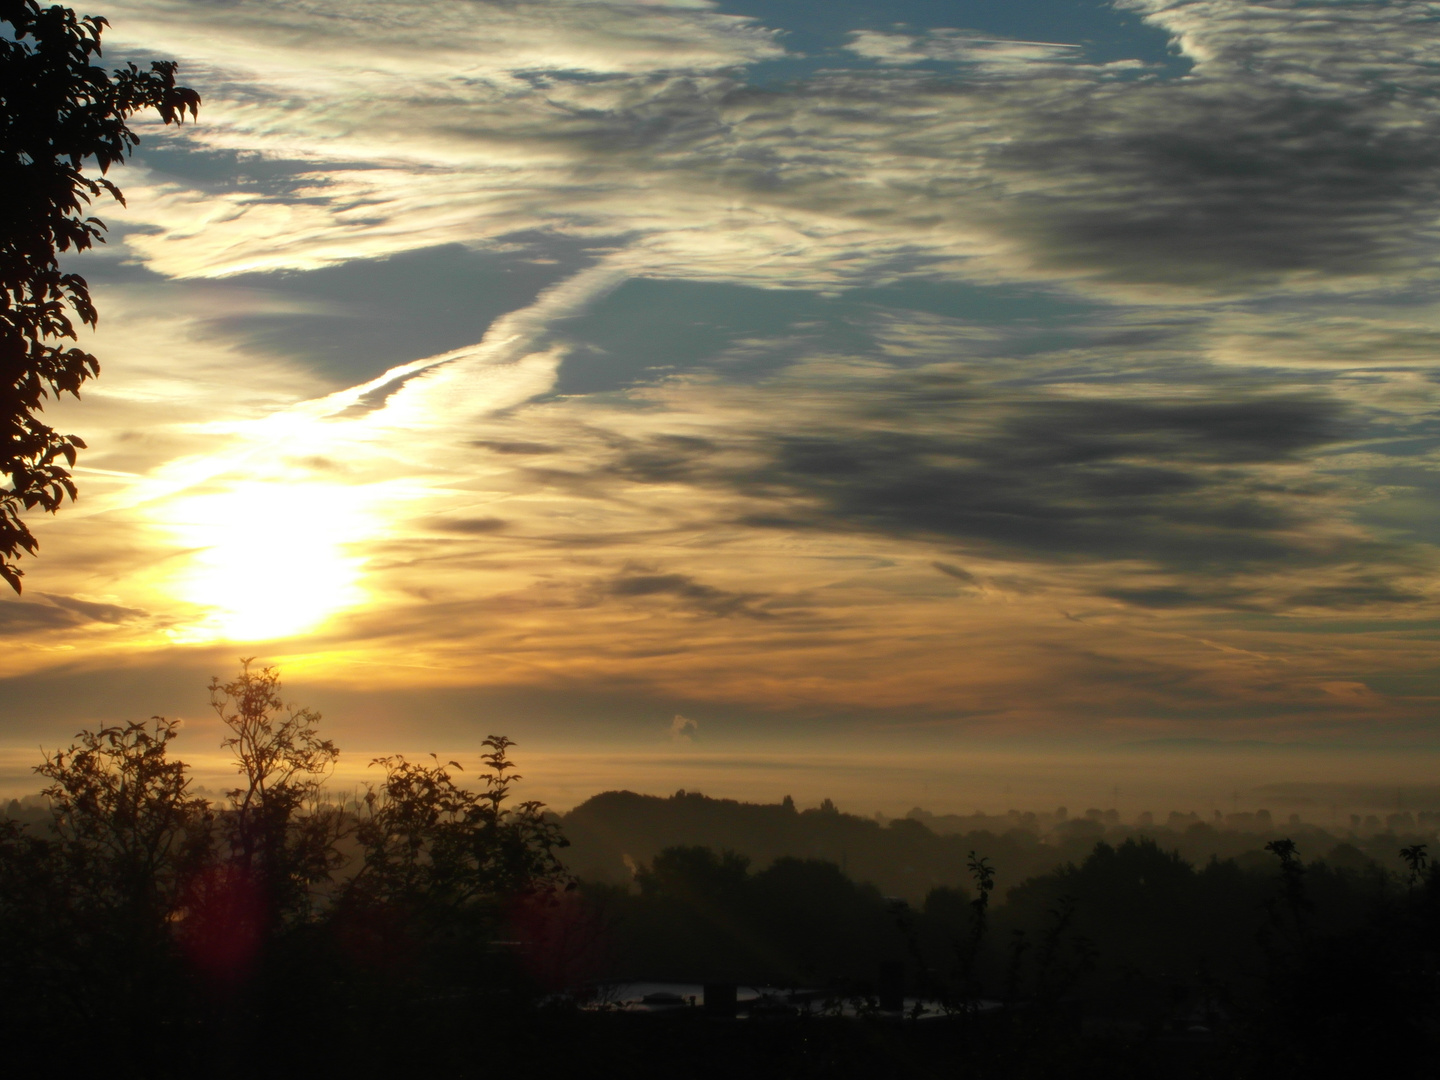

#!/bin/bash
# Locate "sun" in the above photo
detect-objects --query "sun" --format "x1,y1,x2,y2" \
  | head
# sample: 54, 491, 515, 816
164, 480, 372, 642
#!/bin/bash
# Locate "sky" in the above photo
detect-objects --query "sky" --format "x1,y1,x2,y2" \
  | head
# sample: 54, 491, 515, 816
6, 0, 1440, 813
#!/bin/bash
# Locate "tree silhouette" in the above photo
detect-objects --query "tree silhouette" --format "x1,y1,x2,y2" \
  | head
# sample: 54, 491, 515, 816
343, 738, 571, 977
956, 850, 995, 1000
0, 662, 601, 1072
36, 717, 212, 931
0, 1, 198, 590
1, 716, 212, 1047
208, 659, 343, 938
1400, 842, 1428, 889
1264, 836, 1311, 930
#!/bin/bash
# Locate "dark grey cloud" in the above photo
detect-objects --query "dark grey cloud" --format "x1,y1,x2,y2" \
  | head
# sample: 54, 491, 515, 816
593, 433, 719, 485
994, 87, 1440, 287
718, 423, 1309, 567
0, 603, 84, 634
0, 595, 147, 635
1099, 585, 1253, 610
469, 439, 560, 455
430, 517, 509, 535
1099, 575, 1427, 613
993, 397, 1347, 466
603, 569, 775, 620
974, 2, 1440, 289
40, 595, 149, 625
1283, 578, 1425, 610
932, 561, 979, 586
581, 372, 1405, 608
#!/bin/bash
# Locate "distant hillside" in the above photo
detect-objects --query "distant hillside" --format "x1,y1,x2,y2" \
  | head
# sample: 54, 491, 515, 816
557, 789, 1427, 902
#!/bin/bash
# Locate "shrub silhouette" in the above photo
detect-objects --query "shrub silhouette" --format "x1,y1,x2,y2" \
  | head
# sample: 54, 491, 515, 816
0, 720, 206, 1027
0, 662, 573, 1072
337, 738, 571, 985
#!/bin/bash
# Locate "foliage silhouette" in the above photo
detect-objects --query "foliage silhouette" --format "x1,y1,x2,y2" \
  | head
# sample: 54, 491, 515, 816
339, 738, 571, 984
956, 850, 994, 1002
208, 659, 343, 945
1263, 836, 1310, 927
0, 717, 209, 1068
0, 661, 584, 1075
1400, 841, 1427, 889
37, 717, 212, 929
0, 1, 198, 590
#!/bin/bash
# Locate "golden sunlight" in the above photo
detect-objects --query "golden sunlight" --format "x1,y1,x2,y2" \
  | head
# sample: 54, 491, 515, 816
163, 481, 371, 642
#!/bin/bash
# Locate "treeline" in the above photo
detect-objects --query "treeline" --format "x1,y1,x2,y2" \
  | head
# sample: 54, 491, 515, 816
586, 835, 1427, 1007
561, 788, 1427, 902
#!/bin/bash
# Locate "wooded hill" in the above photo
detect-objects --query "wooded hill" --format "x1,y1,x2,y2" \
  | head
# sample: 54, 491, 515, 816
559, 788, 1425, 902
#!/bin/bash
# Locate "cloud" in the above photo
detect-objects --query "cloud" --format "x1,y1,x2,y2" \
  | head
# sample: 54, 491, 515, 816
602, 376, 1361, 574
932, 562, 979, 586
0, 603, 86, 634
62, 0, 1426, 300
669, 713, 698, 741
468, 439, 560, 456
8, 0, 1440, 743
429, 517, 509, 535
846, 29, 1086, 71
0, 595, 150, 641
604, 569, 775, 620
40, 595, 150, 625
202, 237, 604, 386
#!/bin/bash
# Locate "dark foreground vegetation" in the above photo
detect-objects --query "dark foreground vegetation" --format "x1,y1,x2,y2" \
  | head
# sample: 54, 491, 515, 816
1, 665, 1436, 1078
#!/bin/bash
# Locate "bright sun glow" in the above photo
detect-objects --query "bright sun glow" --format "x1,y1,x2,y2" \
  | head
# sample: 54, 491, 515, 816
164, 481, 372, 642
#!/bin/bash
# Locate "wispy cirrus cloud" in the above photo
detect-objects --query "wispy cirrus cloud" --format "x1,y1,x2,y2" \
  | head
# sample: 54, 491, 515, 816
80, 0, 1438, 298
845, 28, 1087, 70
